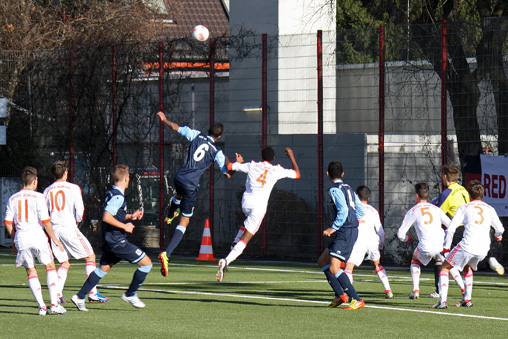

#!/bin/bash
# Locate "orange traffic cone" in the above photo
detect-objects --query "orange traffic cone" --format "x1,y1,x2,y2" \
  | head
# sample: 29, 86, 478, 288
196, 219, 217, 261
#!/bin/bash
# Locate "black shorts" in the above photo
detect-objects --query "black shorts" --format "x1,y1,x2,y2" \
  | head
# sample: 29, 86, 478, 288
327, 227, 358, 262
100, 239, 146, 265
174, 177, 199, 217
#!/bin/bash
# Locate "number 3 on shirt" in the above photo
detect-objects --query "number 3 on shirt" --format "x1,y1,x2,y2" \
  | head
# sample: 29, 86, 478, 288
256, 170, 268, 187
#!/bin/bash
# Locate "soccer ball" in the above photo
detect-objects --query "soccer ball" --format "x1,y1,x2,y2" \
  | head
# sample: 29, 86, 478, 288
192, 25, 209, 42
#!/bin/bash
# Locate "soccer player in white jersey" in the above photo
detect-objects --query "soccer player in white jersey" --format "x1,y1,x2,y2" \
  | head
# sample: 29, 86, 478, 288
4, 166, 66, 315
216, 147, 300, 282
43, 161, 109, 304
345, 186, 393, 298
397, 183, 465, 300
432, 180, 504, 309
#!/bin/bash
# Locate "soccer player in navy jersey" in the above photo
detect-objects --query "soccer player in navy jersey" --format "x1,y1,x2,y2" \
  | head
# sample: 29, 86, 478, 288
317, 161, 365, 310
157, 111, 233, 277
71, 165, 152, 311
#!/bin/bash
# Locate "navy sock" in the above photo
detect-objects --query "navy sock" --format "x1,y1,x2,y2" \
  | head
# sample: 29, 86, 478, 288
126, 265, 151, 297
434, 264, 441, 292
337, 270, 361, 300
77, 271, 102, 299
165, 227, 185, 256
322, 267, 344, 296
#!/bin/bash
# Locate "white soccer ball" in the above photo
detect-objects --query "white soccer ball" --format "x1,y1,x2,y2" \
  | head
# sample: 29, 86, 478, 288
192, 25, 209, 42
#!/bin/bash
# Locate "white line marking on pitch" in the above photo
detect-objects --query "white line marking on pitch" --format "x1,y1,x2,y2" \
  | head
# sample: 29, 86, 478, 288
99, 285, 508, 322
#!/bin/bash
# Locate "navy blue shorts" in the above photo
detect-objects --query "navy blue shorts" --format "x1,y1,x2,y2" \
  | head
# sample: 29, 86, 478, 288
100, 239, 146, 265
174, 177, 199, 217
327, 227, 358, 262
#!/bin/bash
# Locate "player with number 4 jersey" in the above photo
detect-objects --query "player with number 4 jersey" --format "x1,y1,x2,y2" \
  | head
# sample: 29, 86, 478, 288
156, 111, 234, 277
43, 161, 109, 304
216, 147, 300, 282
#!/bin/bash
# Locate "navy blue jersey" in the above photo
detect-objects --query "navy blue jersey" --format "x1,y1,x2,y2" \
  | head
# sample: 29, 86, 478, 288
329, 181, 360, 229
102, 186, 128, 244
176, 129, 224, 187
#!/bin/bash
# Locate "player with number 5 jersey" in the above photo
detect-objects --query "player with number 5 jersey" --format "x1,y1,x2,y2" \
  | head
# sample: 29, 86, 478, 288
216, 147, 300, 282
43, 161, 109, 304
397, 183, 464, 301
156, 111, 233, 277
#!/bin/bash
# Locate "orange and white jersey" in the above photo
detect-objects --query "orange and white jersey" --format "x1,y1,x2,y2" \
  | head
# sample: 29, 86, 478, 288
397, 202, 451, 253
4, 189, 50, 250
357, 202, 384, 248
445, 200, 504, 256
232, 161, 298, 210
43, 180, 84, 229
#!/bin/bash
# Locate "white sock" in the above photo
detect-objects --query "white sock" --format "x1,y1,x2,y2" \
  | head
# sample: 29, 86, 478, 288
376, 266, 392, 292
86, 261, 97, 295
344, 268, 353, 283
46, 268, 59, 306
464, 270, 473, 301
225, 240, 247, 265
233, 227, 246, 244
57, 266, 68, 297
410, 261, 421, 291
438, 271, 449, 303
28, 275, 45, 308
449, 267, 465, 293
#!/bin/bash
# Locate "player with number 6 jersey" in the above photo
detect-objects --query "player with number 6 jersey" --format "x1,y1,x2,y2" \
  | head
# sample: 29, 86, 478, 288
397, 183, 464, 301
216, 147, 300, 282
43, 161, 109, 304
156, 111, 233, 277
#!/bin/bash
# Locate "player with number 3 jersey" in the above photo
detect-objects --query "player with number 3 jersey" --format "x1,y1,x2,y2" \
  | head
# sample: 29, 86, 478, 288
156, 111, 233, 277
216, 147, 300, 282
432, 180, 504, 309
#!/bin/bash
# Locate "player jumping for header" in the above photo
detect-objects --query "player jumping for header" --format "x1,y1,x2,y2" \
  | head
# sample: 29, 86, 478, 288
216, 146, 300, 282
157, 111, 233, 277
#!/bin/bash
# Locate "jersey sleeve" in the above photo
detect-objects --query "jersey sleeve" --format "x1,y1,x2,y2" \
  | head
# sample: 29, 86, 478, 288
354, 194, 364, 220
37, 194, 51, 223
177, 126, 201, 142
444, 205, 465, 249
74, 185, 85, 222
397, 210, 415, 241
330, 187, 347, 230
4, 201, 14, 226
231, 162, 250, 173
104, 195, 125, 216
490, 207, 504, 238
372, 209, 385, 247
437, 207, 451, 229
214, 150, 229, 174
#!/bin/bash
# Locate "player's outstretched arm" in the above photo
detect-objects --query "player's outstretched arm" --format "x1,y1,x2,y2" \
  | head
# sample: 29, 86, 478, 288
285, 147, 300, 179
103, 211, 136, 233
157, 111, 179, 132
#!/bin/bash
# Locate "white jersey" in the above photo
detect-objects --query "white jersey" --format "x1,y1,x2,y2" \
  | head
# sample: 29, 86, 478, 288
43, 180, 84, 229
4, 189, 51, 251
445, 200, 504, 256
232, 161, 298, 211
357, 202, 384, 247
397, 202, 451, 253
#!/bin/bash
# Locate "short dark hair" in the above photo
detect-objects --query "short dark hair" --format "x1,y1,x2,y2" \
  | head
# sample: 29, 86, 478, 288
208, 123, 223, 138
467, 180, 484, 200
415, 182, 429, 200
327, 161, 343, 180
262, 147, 275, 162
112, 164, 129, 184
443, 165, 460, 183
21, 166, 38, 187
356, 185, 371, 201
51, 160, 68, 180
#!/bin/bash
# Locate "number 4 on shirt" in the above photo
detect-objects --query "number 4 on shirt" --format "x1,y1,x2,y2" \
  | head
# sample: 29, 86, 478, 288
256, 170, 268, 188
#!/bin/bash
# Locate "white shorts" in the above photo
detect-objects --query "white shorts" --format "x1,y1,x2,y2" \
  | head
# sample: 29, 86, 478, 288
15, 240, 54, 269
414, 247, 442, 266
348, 238, 380, 266
446, 244, 485, 271
242, 206, 266, 235
52, 227, 94, 263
